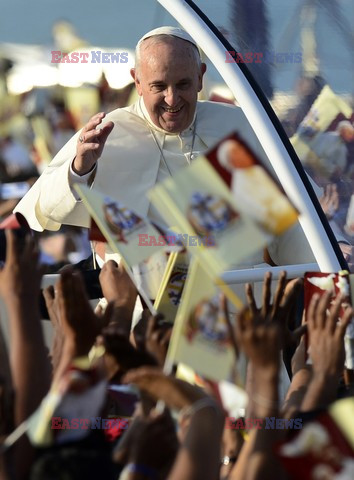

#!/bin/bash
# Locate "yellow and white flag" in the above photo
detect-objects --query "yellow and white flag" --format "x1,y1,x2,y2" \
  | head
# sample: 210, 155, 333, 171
166, 259, 239, 382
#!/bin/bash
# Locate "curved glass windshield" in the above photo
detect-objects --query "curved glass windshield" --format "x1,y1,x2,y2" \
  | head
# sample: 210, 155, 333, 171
191, 0, 354, 268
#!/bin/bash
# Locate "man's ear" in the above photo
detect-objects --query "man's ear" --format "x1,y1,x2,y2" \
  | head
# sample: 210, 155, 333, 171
130, 68, 143, 96
198, 63, 207, 92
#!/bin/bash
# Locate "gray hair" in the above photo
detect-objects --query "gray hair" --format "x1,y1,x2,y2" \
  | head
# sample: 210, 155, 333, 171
134, 34, 202, 74
337, 120, 354, 133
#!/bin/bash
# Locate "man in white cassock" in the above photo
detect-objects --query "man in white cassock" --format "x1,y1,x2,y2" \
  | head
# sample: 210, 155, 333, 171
14, 26, 328, 269
15, 26, 352, 406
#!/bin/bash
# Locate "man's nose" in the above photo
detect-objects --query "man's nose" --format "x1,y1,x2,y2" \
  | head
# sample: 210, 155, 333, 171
164, 87, 179, 106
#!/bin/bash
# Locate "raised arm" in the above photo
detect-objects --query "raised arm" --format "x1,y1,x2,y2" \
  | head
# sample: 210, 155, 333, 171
72, 112, 114, 175
301, 291, 352, 412
13, 112, 114, 231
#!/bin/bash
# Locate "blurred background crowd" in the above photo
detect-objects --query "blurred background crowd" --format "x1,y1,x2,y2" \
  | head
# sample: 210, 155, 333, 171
0, 0, 353, 268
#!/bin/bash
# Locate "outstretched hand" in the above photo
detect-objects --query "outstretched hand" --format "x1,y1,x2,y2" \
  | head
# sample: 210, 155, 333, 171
0, 229, 50, 426
99, 260, 137, 310
301, 290, 352, 411
0, 229, 42, 305
72, 112, 114, 176
53, 268, 110, 356
99, 260, 138, 337
236, 306, 281, 371
307, 290, 352, 378
145, 315, 172, 367
244, 271, 305, 351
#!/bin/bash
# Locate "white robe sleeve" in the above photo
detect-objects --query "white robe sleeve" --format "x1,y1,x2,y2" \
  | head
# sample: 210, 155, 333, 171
14, 129, 91, 231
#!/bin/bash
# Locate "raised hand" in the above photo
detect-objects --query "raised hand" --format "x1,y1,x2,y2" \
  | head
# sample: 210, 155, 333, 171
53, 269, 112, 360
245, 271, 305, 351
131, 311, 171, 366
99, 260, 138, 337
0, 229, 42, 304
99, 260, 137, 311
235, 306, 281, 372
145, 315, 172, 367
307, 290, 352, 378
235, 276, 288, 419
72, 112, 114, 175
300, 290, 353, 412
0, 229, 50, 426
131, 309, 151, 350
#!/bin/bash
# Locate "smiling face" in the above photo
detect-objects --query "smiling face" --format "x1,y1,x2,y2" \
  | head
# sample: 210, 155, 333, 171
131, 36, 206, 133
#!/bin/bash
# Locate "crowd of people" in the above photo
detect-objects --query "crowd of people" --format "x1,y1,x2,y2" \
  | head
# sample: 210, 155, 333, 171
0, 21, 353, 480
0, 230, 353, 479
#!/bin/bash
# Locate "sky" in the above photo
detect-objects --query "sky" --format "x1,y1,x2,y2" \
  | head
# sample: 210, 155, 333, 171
0, 0, 353, 93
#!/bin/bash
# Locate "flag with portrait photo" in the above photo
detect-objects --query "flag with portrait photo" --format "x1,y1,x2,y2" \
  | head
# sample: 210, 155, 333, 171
148, 154, 269, 280
291, 85, 353, 172
206, 132, 299, 235
74, 183, 164, 267
166, 258, 240, 383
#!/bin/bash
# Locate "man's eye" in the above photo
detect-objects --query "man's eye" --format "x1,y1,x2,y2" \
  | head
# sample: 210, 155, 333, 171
151, 84, 165, 91
178, 81, 190, 89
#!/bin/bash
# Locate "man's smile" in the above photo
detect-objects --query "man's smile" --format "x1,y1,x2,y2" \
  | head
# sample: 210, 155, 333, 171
161, 105, 184, 114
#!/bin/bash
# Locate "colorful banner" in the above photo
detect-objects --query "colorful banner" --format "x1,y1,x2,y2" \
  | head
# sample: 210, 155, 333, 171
291, 85, 353, 178
207, 132, 299, 235
148, 153, 269, 279
166, 259, 238, 382
277, 398, 354, 479
74, 184, 163, 267
154, 251, 189, 324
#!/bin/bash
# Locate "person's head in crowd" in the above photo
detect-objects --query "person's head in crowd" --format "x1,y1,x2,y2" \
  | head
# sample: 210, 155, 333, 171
130, 26, 206, 133
337, 120, 354, 143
